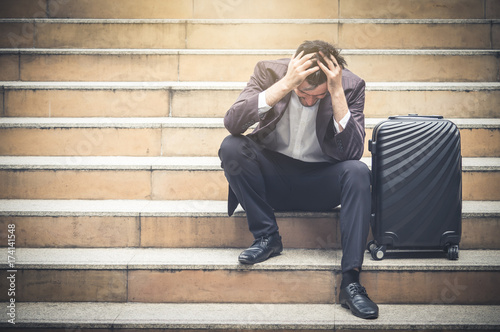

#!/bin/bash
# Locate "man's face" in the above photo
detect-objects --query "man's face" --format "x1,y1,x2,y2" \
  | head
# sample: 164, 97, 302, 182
294, 81, 328, 107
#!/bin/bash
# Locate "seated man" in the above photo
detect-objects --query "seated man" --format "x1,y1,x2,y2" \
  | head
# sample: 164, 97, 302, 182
218, 40, 378, 319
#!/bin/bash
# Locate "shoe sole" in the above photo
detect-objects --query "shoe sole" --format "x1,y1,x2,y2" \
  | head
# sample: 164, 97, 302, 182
340, 302, 378, 320
238, 250, 282, 265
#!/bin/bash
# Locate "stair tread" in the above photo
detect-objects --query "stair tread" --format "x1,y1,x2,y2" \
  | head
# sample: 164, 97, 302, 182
0, 117, 225, 128
0, 302, 499, 329
2, 17, 499, 23
1, 247, 499, 271
1, 2, 498, 329
2, 81, 500, 91
0, 199, 498, 217
0, 156, 498, 170
2, 48, 500, 55
1, 18, 495, 50
1, 117, 499, 129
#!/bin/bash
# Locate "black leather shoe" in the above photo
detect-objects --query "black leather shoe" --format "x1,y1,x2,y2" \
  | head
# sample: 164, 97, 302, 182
238, 232, 283, 264
339, 282, 379, 319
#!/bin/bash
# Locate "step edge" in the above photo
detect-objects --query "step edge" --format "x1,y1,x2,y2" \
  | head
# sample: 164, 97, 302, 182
2, 48, 499, 56
1, 18, 499, 24
1, 117, 499, 129
0, 303, 499, 330
0, 156, 498, 171
0, 200, 497, 218
2, 81, 499, 91
0, 80, 247, 90
0, 248, 498, 272
0, 117, 225, 128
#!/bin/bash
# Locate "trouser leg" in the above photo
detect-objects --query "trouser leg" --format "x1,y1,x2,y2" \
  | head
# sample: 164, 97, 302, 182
335, 161, 371, 273
219, 135, 286, 238
285, 159, 371, 272
219, 135, 371, 272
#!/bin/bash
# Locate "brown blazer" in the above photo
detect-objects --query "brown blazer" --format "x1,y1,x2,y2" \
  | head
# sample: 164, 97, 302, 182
224, 58, 366, 162
223, 58, 367, 216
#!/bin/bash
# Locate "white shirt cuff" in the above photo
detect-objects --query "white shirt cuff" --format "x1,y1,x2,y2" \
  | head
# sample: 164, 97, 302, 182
258, 91, 272, 116
333, 110, 351, 133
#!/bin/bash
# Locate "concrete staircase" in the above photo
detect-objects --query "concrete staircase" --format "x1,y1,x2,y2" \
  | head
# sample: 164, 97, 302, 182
0, 0, 499, 330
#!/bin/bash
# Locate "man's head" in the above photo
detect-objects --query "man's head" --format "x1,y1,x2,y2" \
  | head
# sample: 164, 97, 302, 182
294, 40, 347, 88
292, 40, 346, 107
294, 83, 328, 107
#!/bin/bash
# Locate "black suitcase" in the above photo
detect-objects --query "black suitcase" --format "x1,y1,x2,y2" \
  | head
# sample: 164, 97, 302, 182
368, 115, 462, 260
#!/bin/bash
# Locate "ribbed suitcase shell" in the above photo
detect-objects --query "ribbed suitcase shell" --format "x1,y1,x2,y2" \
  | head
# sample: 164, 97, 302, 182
369, 116, 462, 258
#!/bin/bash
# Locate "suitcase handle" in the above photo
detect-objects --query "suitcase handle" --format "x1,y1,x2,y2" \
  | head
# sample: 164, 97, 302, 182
389, 114, 444, 120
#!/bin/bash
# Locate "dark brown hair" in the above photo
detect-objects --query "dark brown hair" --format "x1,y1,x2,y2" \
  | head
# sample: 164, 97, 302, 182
294, 40, 347, 87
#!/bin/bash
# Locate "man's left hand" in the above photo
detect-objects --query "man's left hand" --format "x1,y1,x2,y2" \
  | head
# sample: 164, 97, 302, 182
318, 51, 343, 95
318, 51, 349, 132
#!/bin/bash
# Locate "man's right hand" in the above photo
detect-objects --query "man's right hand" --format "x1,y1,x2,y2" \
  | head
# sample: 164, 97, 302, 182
282, 51, 320, 91
265, 51, 319, 107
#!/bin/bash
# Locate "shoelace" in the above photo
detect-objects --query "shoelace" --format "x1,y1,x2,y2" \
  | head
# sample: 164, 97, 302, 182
251, 235, 270, 247
348, 283, 368, 296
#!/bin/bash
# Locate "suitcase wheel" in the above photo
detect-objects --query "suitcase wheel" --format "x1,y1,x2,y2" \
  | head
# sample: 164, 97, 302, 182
368, 242, 386, 261
366, 240, 377, 253
446, 244, 459, 260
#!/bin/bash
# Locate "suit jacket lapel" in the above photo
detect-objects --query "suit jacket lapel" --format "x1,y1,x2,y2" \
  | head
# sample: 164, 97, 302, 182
316, 94, 333, 147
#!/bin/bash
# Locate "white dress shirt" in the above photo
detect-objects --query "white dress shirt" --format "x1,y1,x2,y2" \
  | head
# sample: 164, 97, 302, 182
258, 90, 351, 162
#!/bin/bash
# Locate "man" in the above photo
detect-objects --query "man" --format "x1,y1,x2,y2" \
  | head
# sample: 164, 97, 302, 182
218, 40, 378, 319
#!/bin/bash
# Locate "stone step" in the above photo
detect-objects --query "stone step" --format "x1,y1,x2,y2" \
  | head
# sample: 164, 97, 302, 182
2, 81, 499, 118
1, 302, 499, 331
1, 49, 500, 82
0, 117, 492, 162
1, 19, 498, 49
1, 117, 499, 158
0, 157, 498, 201
2, 0, 497, 19
0, 200, 498, 250
0, 248, 499, 304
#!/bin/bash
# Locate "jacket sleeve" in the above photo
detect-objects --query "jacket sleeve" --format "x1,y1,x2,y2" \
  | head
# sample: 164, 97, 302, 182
224, 60, 284, 135
322, 75, 366, 161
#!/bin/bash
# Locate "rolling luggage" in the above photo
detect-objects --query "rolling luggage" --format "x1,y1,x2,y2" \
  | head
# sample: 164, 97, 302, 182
368, 115, 462, 260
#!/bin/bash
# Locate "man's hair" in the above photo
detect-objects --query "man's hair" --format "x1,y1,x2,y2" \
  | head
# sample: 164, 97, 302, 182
294, 40, 347, 87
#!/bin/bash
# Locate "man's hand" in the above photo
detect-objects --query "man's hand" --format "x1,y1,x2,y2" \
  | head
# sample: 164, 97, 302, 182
265, 51, 319, 107
318, 51, 349, 132
317, 51, 343, 95
282, 51, 320, 91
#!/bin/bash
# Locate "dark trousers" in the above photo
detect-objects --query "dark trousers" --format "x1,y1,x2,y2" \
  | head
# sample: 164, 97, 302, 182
219, 135, 371, 272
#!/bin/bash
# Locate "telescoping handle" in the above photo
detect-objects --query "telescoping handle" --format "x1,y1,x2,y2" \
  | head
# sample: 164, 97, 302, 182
388, 114, 444, 120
